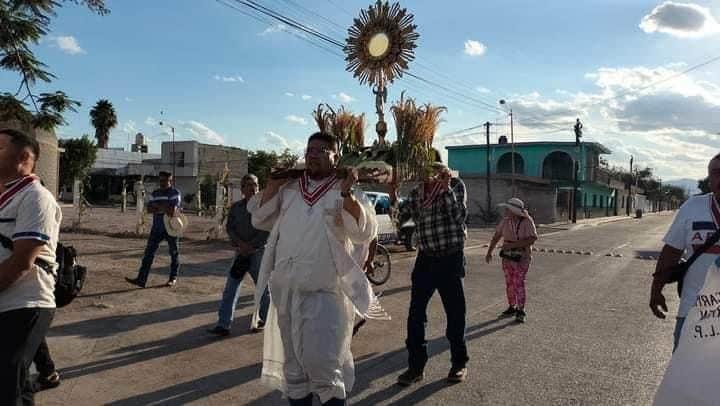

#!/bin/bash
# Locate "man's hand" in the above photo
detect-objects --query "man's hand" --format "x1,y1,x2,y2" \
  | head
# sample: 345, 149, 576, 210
340, 168, 358, 196
437, 167, 452, 190
485, 252, 493, 264
650, 283, 669, 319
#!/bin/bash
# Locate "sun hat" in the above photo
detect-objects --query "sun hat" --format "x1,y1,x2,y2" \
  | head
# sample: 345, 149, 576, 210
164, 212, 188, 237
498, 197, 528, 217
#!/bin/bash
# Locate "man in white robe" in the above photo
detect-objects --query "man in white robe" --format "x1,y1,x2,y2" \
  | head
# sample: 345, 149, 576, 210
248, 132, 379, 406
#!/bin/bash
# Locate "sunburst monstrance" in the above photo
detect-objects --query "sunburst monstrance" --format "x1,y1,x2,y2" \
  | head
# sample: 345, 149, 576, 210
345, 1, 419, 145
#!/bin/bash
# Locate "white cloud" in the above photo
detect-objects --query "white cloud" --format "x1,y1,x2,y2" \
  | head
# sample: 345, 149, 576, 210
264, 131, 305, 153
145, 117, 159, 127
180, 121, 226, 144
639, 1, 720, 38
124, 97, 134, 102
260, 23, 288, 36
285, 114, 308, 125
122, 120, 137, 135
301, 94, 312, 100
52, 36, 85, 55
476, 86, 491, 94
214, 74, 244, 83
333, 92, 355, 103
285, 92, 295, 97
491, 63, 720, 180
463, 40, 487, 57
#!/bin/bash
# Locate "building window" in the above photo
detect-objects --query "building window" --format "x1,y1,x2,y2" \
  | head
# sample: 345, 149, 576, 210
175, 152, 185, 168
592, 195, 597, 208
600, 196, 604, 208
497, 152, 525, 175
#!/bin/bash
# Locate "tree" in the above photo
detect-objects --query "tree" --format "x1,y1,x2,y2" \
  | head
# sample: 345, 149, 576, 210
0, 1, 108, 130
699, 177, 710, 194
248, 149, 300, 187
58, 135, 97, 187
89, 99, 117, 148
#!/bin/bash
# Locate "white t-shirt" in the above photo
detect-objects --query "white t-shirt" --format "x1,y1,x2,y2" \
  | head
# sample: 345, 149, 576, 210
663, 193, 720, 317
0, 175, 61, 313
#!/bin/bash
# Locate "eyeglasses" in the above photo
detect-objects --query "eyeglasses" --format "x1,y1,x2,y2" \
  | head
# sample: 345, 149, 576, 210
306, 146, 335, 156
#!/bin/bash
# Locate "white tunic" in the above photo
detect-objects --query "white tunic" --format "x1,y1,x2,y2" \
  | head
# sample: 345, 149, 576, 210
248, 178, 380, 402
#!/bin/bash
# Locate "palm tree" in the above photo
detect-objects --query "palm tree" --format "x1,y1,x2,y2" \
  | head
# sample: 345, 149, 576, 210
89, 99, 117, 149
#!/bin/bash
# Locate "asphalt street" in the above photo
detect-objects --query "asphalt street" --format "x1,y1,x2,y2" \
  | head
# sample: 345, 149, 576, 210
37, 212, 676, 405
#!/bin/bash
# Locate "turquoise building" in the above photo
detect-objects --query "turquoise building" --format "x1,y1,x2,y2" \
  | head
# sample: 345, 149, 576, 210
447, 141, 631, 219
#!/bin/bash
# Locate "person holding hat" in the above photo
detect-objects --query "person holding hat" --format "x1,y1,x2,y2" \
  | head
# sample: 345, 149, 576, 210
486, 197, 538, 323
126, 171, 184, 288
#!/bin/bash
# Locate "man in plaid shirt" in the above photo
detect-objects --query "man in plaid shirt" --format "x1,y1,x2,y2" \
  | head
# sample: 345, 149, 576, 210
390, 160, 469, 386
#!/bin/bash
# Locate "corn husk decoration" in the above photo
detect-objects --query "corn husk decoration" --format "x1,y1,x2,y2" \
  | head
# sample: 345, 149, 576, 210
312, 104, 366, 155
391, 92, 446, 181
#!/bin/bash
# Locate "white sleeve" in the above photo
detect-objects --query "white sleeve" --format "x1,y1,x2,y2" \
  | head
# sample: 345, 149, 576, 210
341, 190, 378, 244
662, 208, 687, 250
13, 190, 60, 245
247, 190, 282, 232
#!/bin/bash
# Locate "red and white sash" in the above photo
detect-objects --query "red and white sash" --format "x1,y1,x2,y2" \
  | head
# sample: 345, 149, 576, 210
421, 181, 445, 209
299, 172, 338, 207
0, 175, 38, 212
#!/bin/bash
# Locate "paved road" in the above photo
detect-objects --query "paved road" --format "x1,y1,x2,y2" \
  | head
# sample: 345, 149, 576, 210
38, 213, 676, 405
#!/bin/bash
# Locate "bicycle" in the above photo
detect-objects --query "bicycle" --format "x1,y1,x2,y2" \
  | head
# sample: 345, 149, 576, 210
365, 237, 392, 286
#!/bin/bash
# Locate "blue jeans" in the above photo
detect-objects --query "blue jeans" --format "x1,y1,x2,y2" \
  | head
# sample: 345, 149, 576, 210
137, 231, 180, 284
217, 249, 270, 329
673, 317, 685, 352
406, 250, 468, 371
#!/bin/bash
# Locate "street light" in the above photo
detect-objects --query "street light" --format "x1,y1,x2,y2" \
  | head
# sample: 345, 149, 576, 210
499, 99, 516, 196
159, 110, 176, 183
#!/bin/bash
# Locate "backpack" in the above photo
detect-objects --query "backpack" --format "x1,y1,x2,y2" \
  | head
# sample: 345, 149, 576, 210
53, 243, 87, 308
0, 234, 86, 308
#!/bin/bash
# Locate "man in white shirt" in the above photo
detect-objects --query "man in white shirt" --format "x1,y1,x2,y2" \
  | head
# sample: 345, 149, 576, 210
0, 128, 61, 405
248, 132, 379, 406
650, 153, 720, 350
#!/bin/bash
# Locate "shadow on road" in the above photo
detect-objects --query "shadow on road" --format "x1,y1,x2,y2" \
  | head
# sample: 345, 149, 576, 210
50, 298, 252, 339
106, 362, 263, 405
348, 316, 516, 405
59, 314, 254, 380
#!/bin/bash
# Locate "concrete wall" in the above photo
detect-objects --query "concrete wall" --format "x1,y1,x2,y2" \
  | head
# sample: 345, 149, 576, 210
198, 144, 248, 184
461, 174, 558, 224
1, 121, 59, 197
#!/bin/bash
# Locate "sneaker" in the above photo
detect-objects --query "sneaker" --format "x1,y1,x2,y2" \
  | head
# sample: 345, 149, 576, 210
501, 306, 516, 317
447, 366, 467, 383
125, 277, 146, 288
207, 326, 230, 337
515, 309, 526, 323
397, 369, 424, 386
166, 279, 177, 287
33, 371, 60, 392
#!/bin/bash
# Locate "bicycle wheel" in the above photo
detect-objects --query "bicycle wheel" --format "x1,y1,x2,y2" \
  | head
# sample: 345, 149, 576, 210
367, 243, 392, 286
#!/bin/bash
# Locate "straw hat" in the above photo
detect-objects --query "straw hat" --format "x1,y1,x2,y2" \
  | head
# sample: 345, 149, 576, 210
164, 212, 188, 237
498, 197, 528, 217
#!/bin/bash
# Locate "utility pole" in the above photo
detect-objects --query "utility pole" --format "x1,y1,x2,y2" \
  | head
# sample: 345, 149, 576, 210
572, 118, 583, 223
159, 110, 176, 184
485, 121, 492, 216
627, 155, 633, 216
499, 100, 516, 196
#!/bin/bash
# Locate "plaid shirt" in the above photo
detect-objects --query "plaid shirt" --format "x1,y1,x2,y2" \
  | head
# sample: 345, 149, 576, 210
397, 177, 467, 253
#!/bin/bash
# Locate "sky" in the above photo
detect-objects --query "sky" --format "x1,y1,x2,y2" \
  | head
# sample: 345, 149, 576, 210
2, 0, 720, 181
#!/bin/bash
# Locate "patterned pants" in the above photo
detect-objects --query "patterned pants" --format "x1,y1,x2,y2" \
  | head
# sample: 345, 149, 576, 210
502, 260, 530, 308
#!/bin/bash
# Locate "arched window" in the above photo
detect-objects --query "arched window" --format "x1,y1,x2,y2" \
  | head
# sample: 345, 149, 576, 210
497, 152, 525, 175
542, 151, 574, 180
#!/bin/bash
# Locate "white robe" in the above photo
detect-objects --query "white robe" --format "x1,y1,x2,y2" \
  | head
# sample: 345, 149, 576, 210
247, 179, 382, 402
